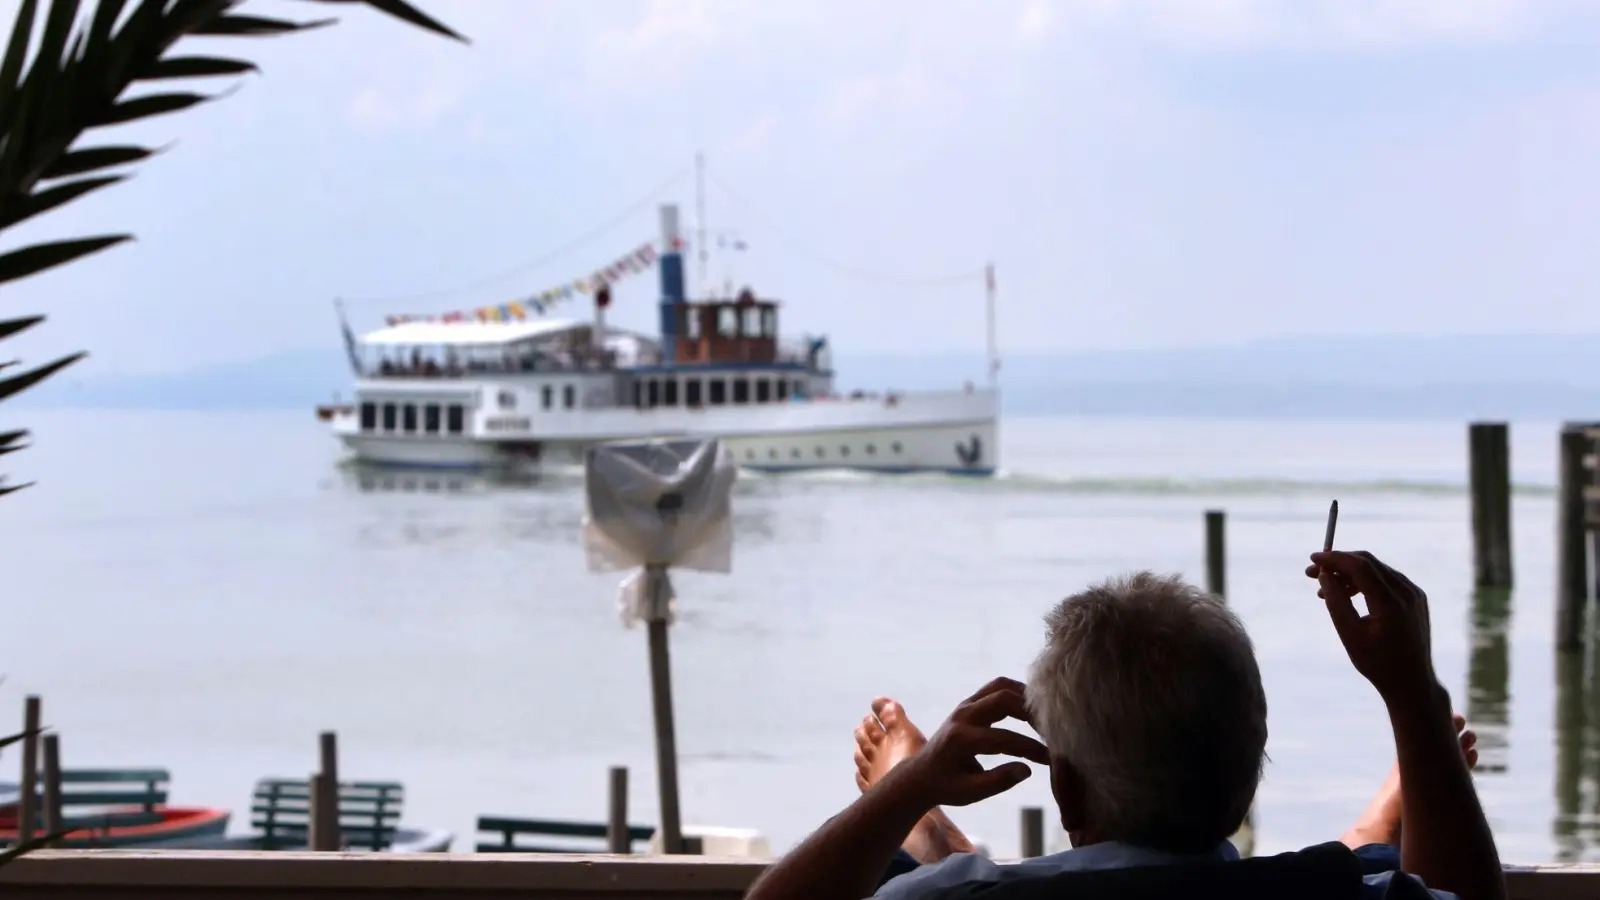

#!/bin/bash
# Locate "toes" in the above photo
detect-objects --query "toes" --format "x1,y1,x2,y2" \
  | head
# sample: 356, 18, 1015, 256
860, 714, 885, 746
873, 697, 906, 730
855, 772, 868, 792
854, 746, 869, 773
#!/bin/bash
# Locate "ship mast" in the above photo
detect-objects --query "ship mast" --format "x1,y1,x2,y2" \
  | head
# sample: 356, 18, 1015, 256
985, 263, 1000, 386
695, 151, 709, 297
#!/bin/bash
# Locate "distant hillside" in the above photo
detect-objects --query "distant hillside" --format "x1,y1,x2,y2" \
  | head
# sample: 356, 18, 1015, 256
15, 333, 1600, 419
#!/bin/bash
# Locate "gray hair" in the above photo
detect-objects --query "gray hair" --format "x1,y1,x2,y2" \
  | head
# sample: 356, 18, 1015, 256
1026, 571, 1267, 852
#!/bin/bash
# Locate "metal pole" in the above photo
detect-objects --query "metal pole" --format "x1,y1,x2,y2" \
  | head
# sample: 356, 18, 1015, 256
984, 263, 999, 386
695, 152, 708, 295
645, 565, 685, 854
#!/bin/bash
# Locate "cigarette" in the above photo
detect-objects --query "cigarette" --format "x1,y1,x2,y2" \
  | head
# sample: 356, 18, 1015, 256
1323, 500, 1339, 552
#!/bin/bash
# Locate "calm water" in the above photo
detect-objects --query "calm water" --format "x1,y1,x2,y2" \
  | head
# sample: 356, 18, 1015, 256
2, 411, 1597, 863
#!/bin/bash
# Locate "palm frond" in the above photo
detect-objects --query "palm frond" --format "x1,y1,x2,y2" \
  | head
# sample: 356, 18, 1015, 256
0, 0, 463, 496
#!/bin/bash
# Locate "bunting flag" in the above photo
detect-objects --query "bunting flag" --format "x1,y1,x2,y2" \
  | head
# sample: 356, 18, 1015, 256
384, 241, 663, 327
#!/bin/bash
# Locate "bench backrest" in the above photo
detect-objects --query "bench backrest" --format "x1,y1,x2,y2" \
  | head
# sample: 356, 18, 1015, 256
26, 769, 172, 833
251, 779, 404, 851
474, 816, 657, 853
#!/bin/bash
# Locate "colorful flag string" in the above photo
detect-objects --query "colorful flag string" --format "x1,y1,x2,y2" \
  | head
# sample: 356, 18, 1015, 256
385, 239, 674, 327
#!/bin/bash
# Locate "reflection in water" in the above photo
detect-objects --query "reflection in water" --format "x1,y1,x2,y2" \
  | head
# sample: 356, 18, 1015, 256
337, 464, 578, 495
1553, 624, 1600, 862
1466, 587, 1511, 774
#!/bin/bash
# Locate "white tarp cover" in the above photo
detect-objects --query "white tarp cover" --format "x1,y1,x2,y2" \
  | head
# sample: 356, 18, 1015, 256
582, 439, 736, 626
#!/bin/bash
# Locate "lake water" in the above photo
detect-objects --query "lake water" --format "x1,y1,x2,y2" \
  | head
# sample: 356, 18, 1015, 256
2, 411, 1597, 863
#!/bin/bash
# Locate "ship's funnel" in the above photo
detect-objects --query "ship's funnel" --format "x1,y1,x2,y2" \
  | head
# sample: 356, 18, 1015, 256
658, 204, 684, 366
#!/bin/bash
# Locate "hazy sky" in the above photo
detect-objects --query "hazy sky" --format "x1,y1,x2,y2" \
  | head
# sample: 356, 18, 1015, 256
8, 0, 1600, 377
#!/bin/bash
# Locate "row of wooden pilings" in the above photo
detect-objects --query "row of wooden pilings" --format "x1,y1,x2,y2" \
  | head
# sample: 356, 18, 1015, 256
1465, 422, 1600, 648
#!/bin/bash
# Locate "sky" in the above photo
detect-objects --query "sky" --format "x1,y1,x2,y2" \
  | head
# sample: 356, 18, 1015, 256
8, 0, 1600, 377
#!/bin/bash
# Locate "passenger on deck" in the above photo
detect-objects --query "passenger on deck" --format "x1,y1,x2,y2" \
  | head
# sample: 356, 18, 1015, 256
744, 551, 1504, 900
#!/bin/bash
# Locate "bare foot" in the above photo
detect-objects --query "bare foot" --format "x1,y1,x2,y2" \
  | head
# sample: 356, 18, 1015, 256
1341, 713, 1478, 849
855, 697, 979, 863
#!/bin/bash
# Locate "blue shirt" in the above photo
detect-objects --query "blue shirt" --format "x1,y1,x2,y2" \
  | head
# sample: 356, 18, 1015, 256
871, 840, 1458, 900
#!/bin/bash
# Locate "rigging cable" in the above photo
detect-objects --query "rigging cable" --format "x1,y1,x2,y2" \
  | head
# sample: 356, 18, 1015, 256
340, 166, 692, 307
703, 169, 987, 288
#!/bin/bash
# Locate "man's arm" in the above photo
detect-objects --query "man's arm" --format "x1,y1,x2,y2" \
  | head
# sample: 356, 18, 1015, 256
744, 766, 930, 900
1387, 682, 1503, 900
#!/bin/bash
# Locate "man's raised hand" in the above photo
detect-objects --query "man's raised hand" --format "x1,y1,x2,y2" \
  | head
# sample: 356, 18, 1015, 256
896, 677, 1051, 809
1306, 550, 1439, 703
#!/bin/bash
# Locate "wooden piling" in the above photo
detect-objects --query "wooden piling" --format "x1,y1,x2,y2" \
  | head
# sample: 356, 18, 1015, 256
1205, 510, 1226, 599
1019, 807, 1044, 859
607, 766, 631, 854
311, 732, 341, 852
1556, 426, 1590, 650
308, 774, 339, 852
1469, 422, 1514, 588
40, 733, 61, 845
18, 695, 40, 844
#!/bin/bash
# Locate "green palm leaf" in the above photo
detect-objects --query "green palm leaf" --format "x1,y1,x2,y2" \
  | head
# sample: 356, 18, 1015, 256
0, 0, 463, 498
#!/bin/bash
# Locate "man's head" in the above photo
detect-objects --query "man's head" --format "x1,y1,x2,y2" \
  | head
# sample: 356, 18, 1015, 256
1026, 571, 1267, 854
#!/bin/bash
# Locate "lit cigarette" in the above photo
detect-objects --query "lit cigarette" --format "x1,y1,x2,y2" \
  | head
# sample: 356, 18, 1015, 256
1323, 500, 1339, 552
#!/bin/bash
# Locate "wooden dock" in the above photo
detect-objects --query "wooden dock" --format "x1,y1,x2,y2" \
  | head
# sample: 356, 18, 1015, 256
0, 850, 1597, 900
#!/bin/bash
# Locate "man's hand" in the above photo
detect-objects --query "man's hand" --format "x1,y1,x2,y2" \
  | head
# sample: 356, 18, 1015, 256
891, 677, 1050, 809
1305, 550, 1439, 703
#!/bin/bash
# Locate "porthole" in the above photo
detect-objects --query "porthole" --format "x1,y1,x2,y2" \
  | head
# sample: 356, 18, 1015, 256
891, 441, 904, 454
768, 449, 778, 459
498, 390, 516, 410
839, 446, 850, 457
744, 449, 755, 460
866, 444, 877, 455
815, 446, 825, 458
791, 448, 802, 459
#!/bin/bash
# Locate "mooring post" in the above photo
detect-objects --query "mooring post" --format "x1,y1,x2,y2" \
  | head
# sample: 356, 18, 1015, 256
607, 766, 631, 854
1020, 807, 1045, 859
311, 732, 341, 851
1556, 426, 1590, 650
1469, 422, 1514, 588
41, 733, 62, 844
18, 695, 40, 844
1205, 510, 1226, 599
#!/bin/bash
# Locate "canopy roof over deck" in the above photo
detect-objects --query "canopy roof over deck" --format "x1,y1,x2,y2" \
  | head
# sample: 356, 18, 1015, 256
358, 319, 586, 347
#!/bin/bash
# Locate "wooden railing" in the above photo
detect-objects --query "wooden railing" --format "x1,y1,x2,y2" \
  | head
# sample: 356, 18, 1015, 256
1, 851, 1597, 900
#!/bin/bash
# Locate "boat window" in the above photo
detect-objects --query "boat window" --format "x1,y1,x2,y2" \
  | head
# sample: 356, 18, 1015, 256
542, 385, 553, 410
891, 441, 903, 454
709, 378, 727, 405
663, 378, 679, 407
685, 307, 702, 340
768, 448, 778, 459
865, 443, 877, 455
793, 379, 809, 399
732, 378, 750, 404
776, 379, 789, 401
791, 447, 801, 459
755, 379, 771, 403
742, 306, 762, 337
685, 378, 703, 407
761, 307, 778, 338
402, 403, 418, 433
633, 380, 643, 408
744, 449, 754, 460
563, 384, 576, 409
359, 402, 377, 431
717, 306, 738, 338
446, 405, 466, 434
815, 446, 825, 457
424, 404, 441, 433
839, 445, 850, 457
381, 403, 397, 432
641, 379, 656, 408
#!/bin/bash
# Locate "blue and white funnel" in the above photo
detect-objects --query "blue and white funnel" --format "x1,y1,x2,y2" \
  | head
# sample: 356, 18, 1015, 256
658, 204, 685, 366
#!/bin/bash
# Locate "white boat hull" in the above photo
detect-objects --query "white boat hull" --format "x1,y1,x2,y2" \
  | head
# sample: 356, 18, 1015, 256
339, 418, 997, 476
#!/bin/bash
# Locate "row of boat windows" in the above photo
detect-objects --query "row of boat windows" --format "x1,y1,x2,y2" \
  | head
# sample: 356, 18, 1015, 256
741, 441, 905, 462
633, 375, 805, 409
359, 401, 467, 434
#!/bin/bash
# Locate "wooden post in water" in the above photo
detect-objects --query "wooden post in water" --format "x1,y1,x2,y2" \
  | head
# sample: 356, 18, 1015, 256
40, 733, 61, 845
1469, 422, 1514, 588
1019, 807, 1044, 859
1205, 510, 1226, 599
643, 565, 686, 855
607, 766, 631, 854
311, 732, 341, 851
18, 696, 40, 845
1556, 426, 1590, 650
1204, 511, 1255, 855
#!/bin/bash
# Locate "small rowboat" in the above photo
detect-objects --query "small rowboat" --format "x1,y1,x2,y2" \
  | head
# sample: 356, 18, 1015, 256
0, 769, 229, 849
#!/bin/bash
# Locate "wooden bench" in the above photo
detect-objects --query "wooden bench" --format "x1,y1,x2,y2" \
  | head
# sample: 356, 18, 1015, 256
250, 779, 404, 851
474, 816, 658, 854
36, 768, 170, 835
